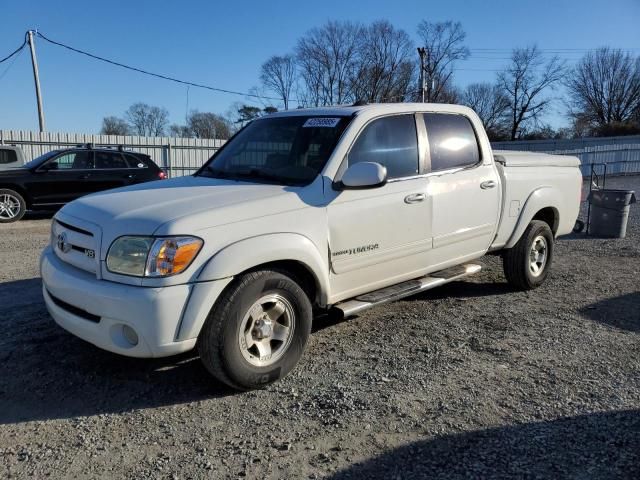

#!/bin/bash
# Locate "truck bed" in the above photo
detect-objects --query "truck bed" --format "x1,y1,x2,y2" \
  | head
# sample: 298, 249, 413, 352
490, 151, 582, 250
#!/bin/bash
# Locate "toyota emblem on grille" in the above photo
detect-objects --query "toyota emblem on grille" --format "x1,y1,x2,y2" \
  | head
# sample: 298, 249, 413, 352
56, 232, 71, 253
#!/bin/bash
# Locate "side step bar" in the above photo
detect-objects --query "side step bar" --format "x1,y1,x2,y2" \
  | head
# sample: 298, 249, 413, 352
333, 263, 482, 318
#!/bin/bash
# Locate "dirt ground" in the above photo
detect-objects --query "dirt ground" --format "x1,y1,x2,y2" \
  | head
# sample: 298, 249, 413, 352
0, 176, 639, 479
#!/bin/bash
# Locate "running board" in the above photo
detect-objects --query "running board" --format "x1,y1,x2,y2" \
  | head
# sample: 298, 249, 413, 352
333, 263, 482, 318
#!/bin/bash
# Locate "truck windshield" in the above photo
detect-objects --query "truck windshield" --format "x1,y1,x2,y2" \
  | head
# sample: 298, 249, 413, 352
197, 115, 352, 185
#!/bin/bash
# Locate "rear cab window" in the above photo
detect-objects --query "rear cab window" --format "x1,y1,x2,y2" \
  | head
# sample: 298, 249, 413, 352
422, 113, 480, 172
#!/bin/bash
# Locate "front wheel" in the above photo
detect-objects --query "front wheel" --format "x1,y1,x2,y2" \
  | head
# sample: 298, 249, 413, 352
502, 220, 554, 290
197, 270, 312, 390
0, 189, 26, 223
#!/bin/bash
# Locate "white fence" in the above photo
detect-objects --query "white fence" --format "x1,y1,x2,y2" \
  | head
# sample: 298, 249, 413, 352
493, 135, 640, 177
3, 130, 639, 179
0, 130, 225, 177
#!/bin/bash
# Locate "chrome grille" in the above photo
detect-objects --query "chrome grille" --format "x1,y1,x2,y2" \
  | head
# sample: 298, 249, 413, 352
52, 218, 101, 275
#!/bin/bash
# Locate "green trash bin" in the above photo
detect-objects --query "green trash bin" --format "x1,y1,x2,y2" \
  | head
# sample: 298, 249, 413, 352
588, 189, 636, 238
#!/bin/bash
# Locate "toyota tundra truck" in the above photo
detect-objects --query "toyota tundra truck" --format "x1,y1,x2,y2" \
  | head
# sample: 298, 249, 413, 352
40, 103, 582, 390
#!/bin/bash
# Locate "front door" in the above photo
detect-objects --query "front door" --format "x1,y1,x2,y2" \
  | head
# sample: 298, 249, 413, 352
27, 150, 96, 205
327, 114, 432, 299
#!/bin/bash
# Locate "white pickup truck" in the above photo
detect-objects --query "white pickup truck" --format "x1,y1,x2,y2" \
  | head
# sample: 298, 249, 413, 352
41, 104, 581, 390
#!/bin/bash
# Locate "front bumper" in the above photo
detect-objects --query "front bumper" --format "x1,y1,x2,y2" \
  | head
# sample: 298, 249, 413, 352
40, 246, 229, 358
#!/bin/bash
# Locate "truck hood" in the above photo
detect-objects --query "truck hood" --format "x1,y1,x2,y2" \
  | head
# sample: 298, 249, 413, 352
60, 175, 322, 238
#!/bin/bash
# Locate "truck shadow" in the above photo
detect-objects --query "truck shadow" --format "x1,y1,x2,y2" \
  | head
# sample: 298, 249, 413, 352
0, 278, 235, 425
579, 292, 640, 333
330, 409, 640, 479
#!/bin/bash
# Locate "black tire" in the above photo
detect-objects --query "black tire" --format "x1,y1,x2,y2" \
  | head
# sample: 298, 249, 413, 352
0, 188, 26, 223
502, 220, 554, 290
197, 269, 312, 391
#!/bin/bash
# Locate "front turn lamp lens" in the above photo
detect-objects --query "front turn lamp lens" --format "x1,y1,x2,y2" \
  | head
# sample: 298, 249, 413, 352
145, 237, 203, 277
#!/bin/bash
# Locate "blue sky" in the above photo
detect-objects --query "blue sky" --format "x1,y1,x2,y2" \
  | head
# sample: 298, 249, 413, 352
1, 0, 639, 133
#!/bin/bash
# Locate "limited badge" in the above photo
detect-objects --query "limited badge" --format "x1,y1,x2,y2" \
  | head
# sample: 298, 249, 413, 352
303, 118, 341, 128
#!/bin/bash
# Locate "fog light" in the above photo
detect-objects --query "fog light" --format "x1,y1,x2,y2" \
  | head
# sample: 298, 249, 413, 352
122, 325, 139, 346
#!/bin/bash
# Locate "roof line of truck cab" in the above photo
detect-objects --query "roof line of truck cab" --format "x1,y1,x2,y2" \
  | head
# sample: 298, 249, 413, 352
265, 102, 479, 119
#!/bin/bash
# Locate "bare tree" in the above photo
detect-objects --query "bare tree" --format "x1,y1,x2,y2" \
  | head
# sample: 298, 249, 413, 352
566, 48, 640, 131
352, 20, 415, 103
461, 83, 510, 139
125, 103, 169, 137
416, 21, 469, 102
100, 116, 129, 135
260, 55, 297, 110
296, 21, 363, 106
497, 46, 566, 140
168, 124, 192, 138
187, 111, 231, 139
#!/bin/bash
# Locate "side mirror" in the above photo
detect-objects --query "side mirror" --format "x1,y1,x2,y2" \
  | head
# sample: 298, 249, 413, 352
335, 162, 387, 190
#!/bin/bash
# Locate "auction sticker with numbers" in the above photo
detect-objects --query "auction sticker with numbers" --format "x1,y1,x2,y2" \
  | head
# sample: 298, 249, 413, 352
303, 117, 341, 128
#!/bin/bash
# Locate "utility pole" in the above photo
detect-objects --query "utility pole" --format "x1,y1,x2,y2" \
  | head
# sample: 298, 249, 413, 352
27, 30, 46, 132
417, 47, 426, 103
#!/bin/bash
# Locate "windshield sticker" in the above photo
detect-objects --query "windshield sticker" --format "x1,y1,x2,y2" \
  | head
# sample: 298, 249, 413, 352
303, 117, 341, 128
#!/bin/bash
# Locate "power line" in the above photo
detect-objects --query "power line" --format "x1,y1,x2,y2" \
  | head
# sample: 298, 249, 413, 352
34, 31, 291, 103
0, 44, 25, 82
0, 37, 27, 64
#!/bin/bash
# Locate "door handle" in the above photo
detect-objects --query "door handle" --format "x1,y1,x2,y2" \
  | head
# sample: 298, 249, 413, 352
79, 174, 91, 179
404, 193, 426, 204
480, 180, 496, 189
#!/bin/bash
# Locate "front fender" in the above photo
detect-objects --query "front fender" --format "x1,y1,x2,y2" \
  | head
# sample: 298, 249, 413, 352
505, 187, 561, 249
197, 233, 329, 304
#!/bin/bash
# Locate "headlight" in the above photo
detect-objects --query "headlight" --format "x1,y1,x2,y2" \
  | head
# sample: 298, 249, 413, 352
106, 236, 203, 277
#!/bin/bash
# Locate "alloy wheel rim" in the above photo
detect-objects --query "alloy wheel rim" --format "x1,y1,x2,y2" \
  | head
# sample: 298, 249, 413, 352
238, 294, 295, 367
529, 235, 548, 277
0, 194, 21, 220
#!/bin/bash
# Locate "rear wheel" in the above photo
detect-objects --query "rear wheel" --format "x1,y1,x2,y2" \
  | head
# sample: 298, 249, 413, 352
197, 270, 312, 390
503, 220, 554, 290
0, 189, 26, 223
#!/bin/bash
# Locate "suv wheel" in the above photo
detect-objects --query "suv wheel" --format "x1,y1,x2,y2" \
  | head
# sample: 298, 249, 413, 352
197, 270, 312, 390
502, 220, 554, 290
0, 189, 26, 223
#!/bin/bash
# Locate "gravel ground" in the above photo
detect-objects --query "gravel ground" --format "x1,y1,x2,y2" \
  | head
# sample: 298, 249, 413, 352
0, 176, 639, 479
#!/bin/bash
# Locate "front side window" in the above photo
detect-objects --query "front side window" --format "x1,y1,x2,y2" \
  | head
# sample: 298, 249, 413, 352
95, 152, 129, 169
423, 113, 480, 172
46, 151, 93, 170
348, 115, 419, 179
198, 115, 351, 185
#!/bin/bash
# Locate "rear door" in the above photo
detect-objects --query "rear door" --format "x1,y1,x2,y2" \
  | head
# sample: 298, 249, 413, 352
92, 151, 136, 191
422, 113, 500, 264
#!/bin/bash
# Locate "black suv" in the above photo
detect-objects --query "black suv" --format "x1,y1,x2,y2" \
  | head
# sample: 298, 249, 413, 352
0, 145, 166, 223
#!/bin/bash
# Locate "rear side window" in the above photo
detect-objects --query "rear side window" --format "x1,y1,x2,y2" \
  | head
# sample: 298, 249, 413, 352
126, 154, 150, 168
0, 149, 18, 164
348, 115, 419, 179
423, 113, 480, 172
95, 152, 129, 169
